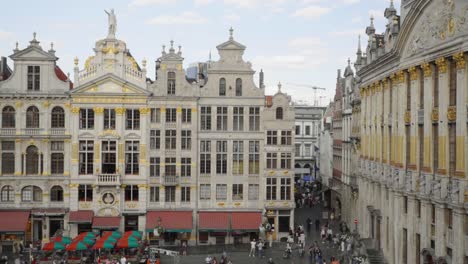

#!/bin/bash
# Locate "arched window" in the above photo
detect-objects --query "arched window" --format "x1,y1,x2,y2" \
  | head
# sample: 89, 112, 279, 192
2, 106, 15, 128
167, 71, 176, 95
26, 106, 39, 128
50, 186, 63, 202
21, 185, 42, 202
1, 185, 14, 202
276, 107, 283, 120
26, 145, 39, 175
235, 78, 242, 96
51, 107, 65, 128
219, 78, 226, 96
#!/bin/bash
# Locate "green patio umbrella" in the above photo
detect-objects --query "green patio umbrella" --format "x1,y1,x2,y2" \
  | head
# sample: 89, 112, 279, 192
66, 241, 89, 251
51, 236, 72, 245
42, 242, 66, 251
92, 240, 115, 250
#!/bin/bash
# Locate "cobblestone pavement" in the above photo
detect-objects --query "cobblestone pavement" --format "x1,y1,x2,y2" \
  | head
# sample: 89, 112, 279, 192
164, 205, 345, 264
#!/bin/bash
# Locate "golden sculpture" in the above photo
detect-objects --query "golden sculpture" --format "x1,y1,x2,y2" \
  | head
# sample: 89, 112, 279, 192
421, 63, 432, 77
447, 106, 456, 122
435, 57, 447, 73
431, 108, 439, 122
453, 52, 465, 70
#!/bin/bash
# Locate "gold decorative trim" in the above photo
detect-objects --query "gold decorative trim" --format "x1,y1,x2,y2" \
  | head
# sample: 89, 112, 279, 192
382, 78, 388, 90
15, 101, 23, 108
408, 66, 418, 81
397, 70, 405, 84
139, 107, 150, 115
217, 202, 225, 206
435, 57, 447, 73
71, 107, 80, 114
176, 107, 182, 113
431, 108, 439, 122
453, 52, 465, 70
93, 107, 104, 114
64, 102, 71, 109
447, 106, 456, 122
43, 101, 50, 108
115, 107, 125, 115
421, 63, 432, 77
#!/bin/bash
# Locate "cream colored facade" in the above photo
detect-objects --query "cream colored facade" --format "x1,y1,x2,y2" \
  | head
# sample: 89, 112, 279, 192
0, 20, 295, 249
353, 1, 468, 263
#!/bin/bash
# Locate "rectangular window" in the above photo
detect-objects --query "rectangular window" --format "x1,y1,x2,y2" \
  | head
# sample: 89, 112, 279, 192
200, 140, 211, 174
233, 107, 244, 131
150, 157, 160, 177
305, 144, 311, 156
433, 124, 438, 171
267, 131, 277, 145
165, 108, 176, 123
248, 141, 259, 175
449, 60, 457, 106
266, 178, 277, 200
150, 186, 160, 202
125, 185, 139, 201
165, 186, 176, 202
27, 66, 40, 91
216, 184, 227, 200
1, 141, 15, 175
305, 126, 311, 135
216, 141, 227, 174
150, 130, 161, 150
403, 228, 408, 264
249, 107, 260, 131
150, 108, 161, 123
266, 153, 277, 169
248, 184, 259, 200
448, 124, 456, 176
167, 72, 176, 95
232, 141, 244, 175
126, 109, 140, 130
295, 125, 300, 135
295, 144, 301, 157
79, 109, 94, 129
403, 196, 408, 214
181, 130, 191, 150
165, 157, 176, 176
181, 186, 190, 202
79, 140, 94, 175
280, 178, 291, 200
434, 66, 439, 107
216, 107, 228, 131
101, 140, 116, 174
182, 108, 191, 123
416, 200, 421, 218
280, 153, 291, 169
103, 109, 116, 130
125, 141, 139, 175
446, 208, 453, 229
200, 184, 211, 200
51, 141, 64, 174
281, 131, 292, 145
181, 158, 191, 177
165, 130, 176, 150
232, 184, 243, 200
78, 184, 93, 202
201, 107, 212, 130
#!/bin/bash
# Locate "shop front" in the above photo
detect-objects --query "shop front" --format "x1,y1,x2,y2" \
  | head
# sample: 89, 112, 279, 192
230, 212, 262, 244
68, 210, 94, 236
264, 209, 294, 242
31, 209, 66, 243
92, 216, 121, 235
198, 212, 230, 245
146, 211, 193, 246
0, 211, 30, 254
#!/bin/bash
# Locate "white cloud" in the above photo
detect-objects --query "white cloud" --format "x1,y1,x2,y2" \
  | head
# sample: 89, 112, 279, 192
194, 0, 214, 5
329, 29, 363, 37
292, 5, 331, 19
146, 11, 208, 25
129, 0, 175, 6
224, 13, 241, 22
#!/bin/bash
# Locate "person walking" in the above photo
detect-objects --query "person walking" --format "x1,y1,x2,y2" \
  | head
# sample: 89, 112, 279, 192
249, 239, 256, 257
315, 218, 321, 233
257, 240, 264, 258
306, 217, 312, 234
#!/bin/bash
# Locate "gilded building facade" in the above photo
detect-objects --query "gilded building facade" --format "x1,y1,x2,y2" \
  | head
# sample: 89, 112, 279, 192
352, 0, 468, 263
0, 19, 295, 252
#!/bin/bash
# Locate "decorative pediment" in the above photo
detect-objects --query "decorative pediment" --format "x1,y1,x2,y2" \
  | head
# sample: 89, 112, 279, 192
98, 130, 120, 140
216, 39, 246, 51
10, 46, 57, 61
71, 74, 150, 96
78, 132, 95, 139
124, 132, 141, 140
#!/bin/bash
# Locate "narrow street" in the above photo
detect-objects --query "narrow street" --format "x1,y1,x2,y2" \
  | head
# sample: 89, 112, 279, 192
171, 206, 345, 264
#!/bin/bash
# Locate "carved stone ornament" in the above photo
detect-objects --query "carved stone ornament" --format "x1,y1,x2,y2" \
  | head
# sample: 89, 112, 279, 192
408, 66, 418, 81
453, 51, 466, 70
447, 106, 456, 121
404, 111, 411, 123
431, 108, 439, 122
435, 57, 448, 73
115, 107, 125, 115
405, 0, 468, 58
71, 107, 80, 114
421, 63, 432, 77
93, 107, 104, 114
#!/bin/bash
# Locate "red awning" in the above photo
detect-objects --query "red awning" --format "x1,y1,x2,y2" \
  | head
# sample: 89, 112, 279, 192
92, 217, 120, 229
146, 211, 192, 232
0, 211, 30, 233
231, 212, 262, 231
69, 211, 94, 223
199, 212, 230, 231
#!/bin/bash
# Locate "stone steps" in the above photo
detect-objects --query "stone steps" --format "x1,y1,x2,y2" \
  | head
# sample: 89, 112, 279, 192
367, 249, 385, 264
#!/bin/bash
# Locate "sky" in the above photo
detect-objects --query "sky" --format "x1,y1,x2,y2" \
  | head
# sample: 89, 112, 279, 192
0, 0, 400, 106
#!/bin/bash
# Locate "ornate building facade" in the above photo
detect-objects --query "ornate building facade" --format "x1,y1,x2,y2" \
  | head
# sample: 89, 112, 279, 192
340, 0, 468, 263
0, 18, 295, 252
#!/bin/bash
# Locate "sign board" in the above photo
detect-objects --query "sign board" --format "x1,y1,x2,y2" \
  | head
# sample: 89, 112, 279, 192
303, 175, 311, 182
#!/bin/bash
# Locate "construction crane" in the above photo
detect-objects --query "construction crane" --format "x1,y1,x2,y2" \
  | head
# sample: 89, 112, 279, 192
286, 83, 326, 106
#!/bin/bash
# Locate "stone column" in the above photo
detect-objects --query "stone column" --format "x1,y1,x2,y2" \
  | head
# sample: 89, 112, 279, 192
452, 207, 464, 263
116, 107, 125, 174
393, 192, 402, 263
421, 63, 434, 194
435, 57, 449, 197
434, 203, 446, 257
41, 139, 50, 176
453, 52, 466, 181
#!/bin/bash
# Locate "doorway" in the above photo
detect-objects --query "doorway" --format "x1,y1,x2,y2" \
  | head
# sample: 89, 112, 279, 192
33, 220, 43, 242
49, 219, 63, 237
124, 215, 138, 231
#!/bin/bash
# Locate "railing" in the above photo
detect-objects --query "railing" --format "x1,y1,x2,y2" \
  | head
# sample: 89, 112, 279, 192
50, 128, 66, 135
96, 173, 121, 186
162, 175, 179, 186
0, 128, 16, 135
124, 65, 144, 80
22, 128, 43, 135
79, 65, 98, 81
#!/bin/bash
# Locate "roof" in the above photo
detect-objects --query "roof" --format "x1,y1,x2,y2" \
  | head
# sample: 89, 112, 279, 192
54, 66, 73, 89
199, 212, 230, 231
0, 57, 11, 81
69, 210, 94, 223
146, 211, 193, 232
92, 217, 120, 229
0, 211, 30, 232
231, 212, 262, 231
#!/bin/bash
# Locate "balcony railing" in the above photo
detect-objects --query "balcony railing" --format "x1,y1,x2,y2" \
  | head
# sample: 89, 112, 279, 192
50, 128, 66, 135
162, 175, 179, 186
22, 128, 43, 135
96, 174, 121, 186
0, 128, 16, 135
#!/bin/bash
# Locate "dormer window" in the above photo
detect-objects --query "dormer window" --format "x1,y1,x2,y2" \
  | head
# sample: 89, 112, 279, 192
235, 78, 242, 96
27, 66, 40, 91
219, 78, 226, 96
167, 71, 176, 95
276, 107, 283, 120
